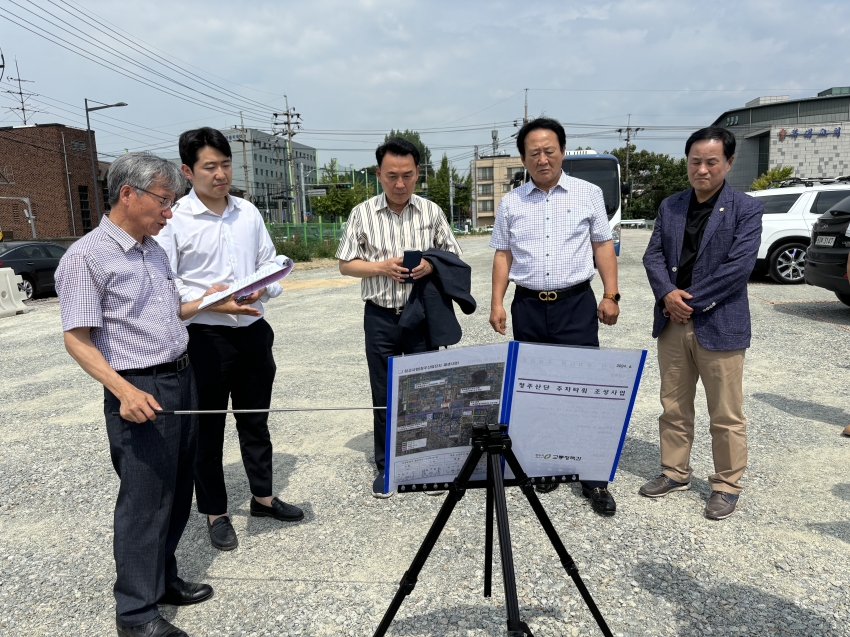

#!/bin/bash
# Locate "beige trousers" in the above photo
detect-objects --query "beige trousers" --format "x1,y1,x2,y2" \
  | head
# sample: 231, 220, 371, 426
657, 320, 747, 494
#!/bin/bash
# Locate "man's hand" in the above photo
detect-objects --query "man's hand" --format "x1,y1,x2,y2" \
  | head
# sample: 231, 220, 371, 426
598, 298, 620, 325
663, 289, 693, 323
117, 384, 162, 423
410, 259, 433, 280
235, 287, 267, 306
489, 304, 508, 335
375, 257, 409, 283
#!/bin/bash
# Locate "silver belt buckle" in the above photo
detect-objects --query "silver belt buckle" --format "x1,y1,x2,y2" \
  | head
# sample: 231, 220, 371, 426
176, 354, 189, 371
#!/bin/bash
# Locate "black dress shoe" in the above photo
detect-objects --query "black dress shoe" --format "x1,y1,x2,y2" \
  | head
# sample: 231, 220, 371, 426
116, 616, 188, 636
535, 482, 560, 494
207, 516, 238, 551
159, 578, 213, 606
250, 496, 304, 521
582, 486, 616, 516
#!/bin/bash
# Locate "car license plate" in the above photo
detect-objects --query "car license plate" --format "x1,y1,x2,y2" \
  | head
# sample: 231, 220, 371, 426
815, 235, 836, 246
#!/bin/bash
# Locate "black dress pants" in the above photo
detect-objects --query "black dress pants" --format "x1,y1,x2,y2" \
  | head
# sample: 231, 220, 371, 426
364, 302, 433, 473
511, 286, 608, 490
187, 319, 276, 515
104, 365, 197, 627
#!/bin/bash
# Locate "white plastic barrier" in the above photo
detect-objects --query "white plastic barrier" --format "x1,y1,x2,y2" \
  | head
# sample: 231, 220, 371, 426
0, 267, 30, 318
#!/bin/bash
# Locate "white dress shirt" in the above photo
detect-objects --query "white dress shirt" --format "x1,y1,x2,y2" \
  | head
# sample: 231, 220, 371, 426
155, 188, 282, 327
489, 171, 612, 290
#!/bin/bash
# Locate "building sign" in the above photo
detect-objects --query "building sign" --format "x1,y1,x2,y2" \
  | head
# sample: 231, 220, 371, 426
779, 127, 841, 141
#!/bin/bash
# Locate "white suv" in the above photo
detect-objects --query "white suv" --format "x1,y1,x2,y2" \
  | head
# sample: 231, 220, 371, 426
747, 182, 850, 284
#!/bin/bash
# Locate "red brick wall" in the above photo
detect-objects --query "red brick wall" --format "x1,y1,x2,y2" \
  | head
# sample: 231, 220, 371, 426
0, 124, 101, 240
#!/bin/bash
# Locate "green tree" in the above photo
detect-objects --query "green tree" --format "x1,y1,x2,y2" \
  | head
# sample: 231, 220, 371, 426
310, 158, 369, 220
607, 145, 690, 219
751, 165, 794, 190
427, 154, 472, 224
385, 129, 432, 183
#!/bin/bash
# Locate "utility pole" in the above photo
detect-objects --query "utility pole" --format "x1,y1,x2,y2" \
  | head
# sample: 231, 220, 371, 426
300, 162, 306, 220
471, 145, 479, 228
523, 88, 529, 124
239, 111, 251, 201
449, 159, 454, 228
617, 115, 643, 217
274, 140, 283, 222
274, 96, 302, 222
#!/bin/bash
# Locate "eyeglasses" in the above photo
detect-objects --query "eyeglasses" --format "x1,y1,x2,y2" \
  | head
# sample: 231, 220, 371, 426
132, 185, 178, 210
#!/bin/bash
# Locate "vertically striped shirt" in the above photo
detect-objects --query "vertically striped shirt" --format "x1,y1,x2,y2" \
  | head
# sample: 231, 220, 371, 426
336, 193, 461, 308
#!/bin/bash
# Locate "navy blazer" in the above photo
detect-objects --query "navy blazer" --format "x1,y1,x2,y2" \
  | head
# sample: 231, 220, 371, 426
642, 184, 763, 351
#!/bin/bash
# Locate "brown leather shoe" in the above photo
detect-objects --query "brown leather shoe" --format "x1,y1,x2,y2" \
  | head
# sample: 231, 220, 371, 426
704, 491, 739, 520
843, 424, 850, 437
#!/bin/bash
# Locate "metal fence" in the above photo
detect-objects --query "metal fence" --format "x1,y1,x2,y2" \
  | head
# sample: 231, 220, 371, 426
265, 221, 346, 243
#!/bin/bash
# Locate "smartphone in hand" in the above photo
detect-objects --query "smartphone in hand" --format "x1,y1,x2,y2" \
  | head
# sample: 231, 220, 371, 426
402, 250, 423, 284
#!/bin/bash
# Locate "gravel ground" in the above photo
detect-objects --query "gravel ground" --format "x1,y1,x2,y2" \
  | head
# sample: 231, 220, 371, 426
1, 229, 848, 637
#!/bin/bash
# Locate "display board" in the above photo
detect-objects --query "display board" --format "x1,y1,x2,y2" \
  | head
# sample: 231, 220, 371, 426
384, 342, 646, 494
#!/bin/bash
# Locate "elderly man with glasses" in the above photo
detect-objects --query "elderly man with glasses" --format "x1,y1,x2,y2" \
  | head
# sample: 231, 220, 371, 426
56, 152, 227, 637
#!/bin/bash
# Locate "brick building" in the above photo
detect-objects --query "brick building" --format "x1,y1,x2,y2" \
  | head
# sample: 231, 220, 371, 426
712, 87, 850, 191
0, 123, 103, 241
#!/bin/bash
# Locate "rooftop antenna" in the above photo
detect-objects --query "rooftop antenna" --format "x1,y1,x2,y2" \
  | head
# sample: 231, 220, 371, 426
491, 126, 499, 155
4, 58, 44, 125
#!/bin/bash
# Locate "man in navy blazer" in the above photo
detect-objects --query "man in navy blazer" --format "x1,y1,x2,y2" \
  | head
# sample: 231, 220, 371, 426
641, 126, 763, 520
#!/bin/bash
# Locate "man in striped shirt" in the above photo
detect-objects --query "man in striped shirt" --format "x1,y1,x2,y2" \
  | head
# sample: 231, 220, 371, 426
337, 137, 461, 498
489, 118, 621, 517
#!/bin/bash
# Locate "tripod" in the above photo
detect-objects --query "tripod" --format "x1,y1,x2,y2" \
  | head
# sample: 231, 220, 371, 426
373, 423, 613, 637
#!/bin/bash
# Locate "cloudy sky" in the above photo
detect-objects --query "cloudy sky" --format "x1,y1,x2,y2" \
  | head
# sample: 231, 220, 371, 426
2, 0, 849, 174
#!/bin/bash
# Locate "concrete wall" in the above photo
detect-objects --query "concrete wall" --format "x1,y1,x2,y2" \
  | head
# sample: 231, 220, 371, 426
770, 122, 850, 179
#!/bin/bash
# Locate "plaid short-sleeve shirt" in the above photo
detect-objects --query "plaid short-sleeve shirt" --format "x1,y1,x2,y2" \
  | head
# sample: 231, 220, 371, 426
490, 172, 612, 290
55, 216, 188, 371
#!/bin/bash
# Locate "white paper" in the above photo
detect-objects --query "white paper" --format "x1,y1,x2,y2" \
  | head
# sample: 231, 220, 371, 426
386, 343, 510, 493
198, 254, 294, 310
505, 343, 644, 482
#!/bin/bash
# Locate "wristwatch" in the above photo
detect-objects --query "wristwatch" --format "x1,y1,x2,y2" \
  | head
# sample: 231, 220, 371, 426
603, 292, 621, 304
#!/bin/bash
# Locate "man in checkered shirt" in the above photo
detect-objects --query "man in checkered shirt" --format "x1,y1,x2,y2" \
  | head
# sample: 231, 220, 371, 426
489, 117, 622, 517
55, 153, 243, 637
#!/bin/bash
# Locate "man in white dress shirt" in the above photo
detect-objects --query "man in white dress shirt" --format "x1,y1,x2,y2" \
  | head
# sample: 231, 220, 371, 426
489, 117, 621, 516
156, 128, 303, 552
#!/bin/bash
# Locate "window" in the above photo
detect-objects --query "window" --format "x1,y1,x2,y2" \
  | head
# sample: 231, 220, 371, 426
503, 183, 511, 192
757, 136, 770, 180
478, 183, 494, 195
506, 166, 523, 179
478, 200, 494, 212
78, 185, 92, 233
760, 193, 802, 214
70, 140, 86, 152
253, 154, 257, 161
20, 245, 47, 258
477, 166, 493, 181
44, 244, 66, 258
811, 190, 850, 215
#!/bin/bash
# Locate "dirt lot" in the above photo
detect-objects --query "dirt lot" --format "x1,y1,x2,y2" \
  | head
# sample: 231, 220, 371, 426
1, 230, 848, 636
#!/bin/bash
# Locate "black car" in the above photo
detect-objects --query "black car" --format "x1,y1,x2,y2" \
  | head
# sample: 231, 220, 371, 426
0, 240, 68, 299
804, 195, 850, 306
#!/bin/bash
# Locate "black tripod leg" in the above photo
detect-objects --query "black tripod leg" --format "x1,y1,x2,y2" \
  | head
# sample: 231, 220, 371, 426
488, 452, 534, 637
373, 445, 485, 637
502, 452, 614, 637
484, 452, 494, 597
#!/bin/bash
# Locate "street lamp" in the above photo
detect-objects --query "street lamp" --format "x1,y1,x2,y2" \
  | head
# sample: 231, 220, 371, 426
85, 99, 127, 221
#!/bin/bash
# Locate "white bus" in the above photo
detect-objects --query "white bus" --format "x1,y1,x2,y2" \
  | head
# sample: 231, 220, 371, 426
562, 150, 626, 255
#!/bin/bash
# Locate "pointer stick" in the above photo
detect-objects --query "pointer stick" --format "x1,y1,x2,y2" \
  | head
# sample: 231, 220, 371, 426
110, 406, 387, 416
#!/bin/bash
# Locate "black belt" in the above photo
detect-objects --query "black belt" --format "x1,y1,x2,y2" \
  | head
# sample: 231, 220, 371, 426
117, 353, 190, 376
515, 280, 590, 302
367, 300, 405, 315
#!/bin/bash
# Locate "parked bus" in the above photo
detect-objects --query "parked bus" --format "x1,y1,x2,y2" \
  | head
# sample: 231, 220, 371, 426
562, 150, 626, 255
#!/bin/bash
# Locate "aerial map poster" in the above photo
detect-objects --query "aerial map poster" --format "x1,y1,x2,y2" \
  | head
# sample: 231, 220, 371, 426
384, 342, 646, 494
384, 343, 511, 493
